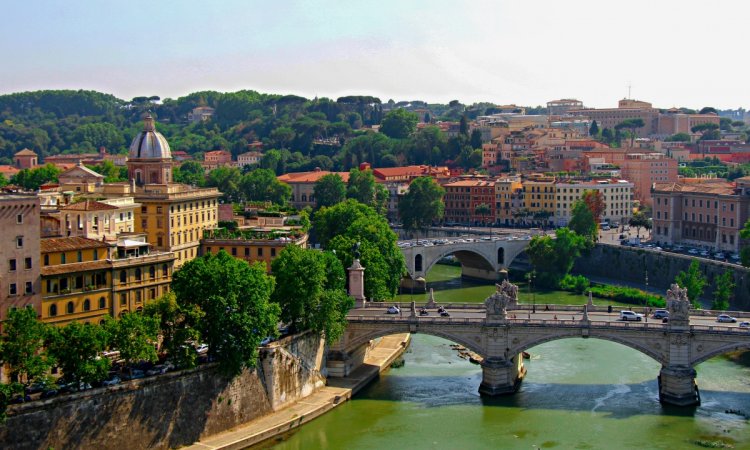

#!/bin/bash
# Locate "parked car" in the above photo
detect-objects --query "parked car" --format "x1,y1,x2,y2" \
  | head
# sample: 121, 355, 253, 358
700, 250, 710, 257
195, 343, 209, 354
146, 365, 169, 376
40, 389, 59, 399
717, 314, 737, 323
619, 311, 644, 321
688, 249, 699, 255
103, 376, 121, 386
714, 252, 726, 260
653, 310, 669, 319
386, 305, 400, 314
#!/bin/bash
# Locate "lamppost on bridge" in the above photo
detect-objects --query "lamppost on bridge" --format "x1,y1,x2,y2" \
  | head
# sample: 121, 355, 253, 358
528, 270, 536, 313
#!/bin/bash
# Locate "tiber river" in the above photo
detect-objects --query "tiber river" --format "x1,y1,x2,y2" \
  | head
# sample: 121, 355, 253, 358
263, 265, 750, 450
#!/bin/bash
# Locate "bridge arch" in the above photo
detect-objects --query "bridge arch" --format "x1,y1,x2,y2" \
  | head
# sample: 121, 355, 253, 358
508, 332, 667, 366
345, 326, 485, 358
420, 248, 496, 280
690, 341, 750, 366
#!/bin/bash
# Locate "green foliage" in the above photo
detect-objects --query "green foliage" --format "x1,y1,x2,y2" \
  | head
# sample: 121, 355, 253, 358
615, 118, 645, 147
711, 272, 734, 311
0, 306, 52, 386
665, 132, 691, 142
558, 274, 590, 294
47, 321, 110, 386
314, 200, 405, 300
171, 251, 280, 375
271, 246, 352, 341
526, 228, 587, 287
675, 261, 707, 308
173, 160, 206, 186
628, 211, 650, 236
314, 173, 347, 208
105, 312, 159, 365
399, 176, 445, 231
143, 293, 204, 369
10, 164, 61, 190
380, 109, 418, 139
587, 284, 665, 307
86, 160, 127, 182
741, 219, 750, 267
241, 168, 291, 205
347, 167, 378, 207
589, 120, 599, 136
568, 200, 597, 243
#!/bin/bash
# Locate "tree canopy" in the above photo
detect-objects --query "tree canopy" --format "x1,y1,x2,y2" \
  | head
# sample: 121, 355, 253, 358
568, 200, 597, 243
398, 176, 445, 231
380, 109, 418, 139
675, 260, 706, 308
314, 173, 347, 209
526, 227, 588, 288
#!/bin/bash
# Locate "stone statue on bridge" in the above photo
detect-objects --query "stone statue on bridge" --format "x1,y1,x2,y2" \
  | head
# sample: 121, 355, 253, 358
485, 280, 519, 320
666, 283, 690, 327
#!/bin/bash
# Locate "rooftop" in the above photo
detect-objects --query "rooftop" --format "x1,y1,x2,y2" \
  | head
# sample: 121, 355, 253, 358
61, 200, 118, 211
41, 236, 111, 253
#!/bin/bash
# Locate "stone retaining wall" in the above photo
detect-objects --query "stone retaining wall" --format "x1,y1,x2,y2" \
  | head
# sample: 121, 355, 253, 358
0, 332, 326, 450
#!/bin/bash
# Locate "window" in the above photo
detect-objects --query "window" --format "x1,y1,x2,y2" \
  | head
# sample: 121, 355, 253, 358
49, 304, 57, 317
83, 299, 90, 311
244, 247, 250, 257
66, 301, 74, 314
271, 248, 276, 257
9, 283, 16, 296
25, 281, 32, 294
135, 268, 142, 281
9, 259, 16, 271
149, 288, 156, 300
16, 236, 23, 248
120, 293, 127, 306
162, 264, 168, 277
149, 266, 155, 279
77, 250, 83, 262
44, 254, 49, 266
99, 297, 106, 309
16, 214, 23, 224
135, 291, 142, 303
120, 270, 127, 283
157, 236, 163, 247
93, 249, 98, 261
141, 206, 147, 214
731, 204, 735, 212
258, 248, 263, 257
231, 247, 237, 256
156, 206, 163, 214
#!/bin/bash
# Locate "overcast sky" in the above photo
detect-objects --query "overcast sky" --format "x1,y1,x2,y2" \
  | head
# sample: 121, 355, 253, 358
1, 0, 747, 109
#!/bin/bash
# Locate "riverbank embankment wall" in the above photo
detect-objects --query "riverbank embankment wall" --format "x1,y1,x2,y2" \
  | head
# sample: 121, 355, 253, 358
573, 244, 750, 309
0, 332, 326, 450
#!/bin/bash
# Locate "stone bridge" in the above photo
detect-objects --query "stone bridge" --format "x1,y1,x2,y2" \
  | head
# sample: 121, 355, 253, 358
330, 283, 750, 407
400, 237, 530, 281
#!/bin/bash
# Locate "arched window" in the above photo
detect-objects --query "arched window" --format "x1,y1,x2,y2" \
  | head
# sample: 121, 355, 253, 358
66, 301, 74, 314
83, 299, 90, 311
99, 297, 106, 309
135, 268, 142, 281
49, 304, 57, 317
149, 266, 155, 279
136, 306, 143, 313
120, 270, 127, 284
497, 248, 505, 265
415, 254, 423, 272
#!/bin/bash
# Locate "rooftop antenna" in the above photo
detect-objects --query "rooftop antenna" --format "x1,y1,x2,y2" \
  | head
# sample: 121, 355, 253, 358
627, 82, 632, 99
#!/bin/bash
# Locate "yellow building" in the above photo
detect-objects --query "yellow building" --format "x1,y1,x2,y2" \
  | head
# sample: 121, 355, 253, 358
494, 176, 523, 225
523, 175, 557, 219
40, 235, 174, 325
200, 228, 308, 272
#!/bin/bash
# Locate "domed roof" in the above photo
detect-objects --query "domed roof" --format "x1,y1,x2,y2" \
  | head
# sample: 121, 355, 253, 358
128, 115, 171, 160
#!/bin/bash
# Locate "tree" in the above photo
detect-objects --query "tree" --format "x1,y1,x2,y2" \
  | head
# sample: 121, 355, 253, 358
691, 123, 720, 141
269, 126, 295, 149
206, 166, 242, 202
675, 261, 707, 308
711, 272, 735, 311
105, 312, 159, 366
459, 114, 469, 136
699, 107, 718, 115
347, 167, 377, 205
629, 211, 650, 237
582, 190, 606, 224
314, 200, 405, 300
399, 177, 445, 231
10, 164, 61, 190
271, 246, 352, 341
1, 307, 52, 388
665, 132, 691, 142
614, 118, 645, 147
380, 109, 418, 139
144, 293, 204, 369
589, 120, 599, 136
173, 160, 206, 186
47, 321, 110, 386
526, 227, 587, 287
568, 200, 597, 242
314, 173, 346, 209
741, 219, 750, 267
260, 149, 283, 174
171, 251, 280, 375
475, 203, 492, 224
241, 168, 291, 205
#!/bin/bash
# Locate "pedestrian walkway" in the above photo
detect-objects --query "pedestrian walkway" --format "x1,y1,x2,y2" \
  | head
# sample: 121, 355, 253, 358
187, 334, 410, 450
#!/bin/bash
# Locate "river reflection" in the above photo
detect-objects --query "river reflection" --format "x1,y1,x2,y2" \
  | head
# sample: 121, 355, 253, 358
265, 335, 750, 450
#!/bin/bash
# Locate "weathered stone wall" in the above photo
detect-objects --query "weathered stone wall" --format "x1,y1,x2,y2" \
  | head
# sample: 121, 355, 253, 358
573, 245, 750, 309
0, 332, 326, 450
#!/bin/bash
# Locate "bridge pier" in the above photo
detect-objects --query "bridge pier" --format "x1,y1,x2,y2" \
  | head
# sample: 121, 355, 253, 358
478, 355, 526, 396
658, 366, 700, 406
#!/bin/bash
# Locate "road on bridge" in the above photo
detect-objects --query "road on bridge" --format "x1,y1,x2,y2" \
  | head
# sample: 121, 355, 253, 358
348, 306, 750, 330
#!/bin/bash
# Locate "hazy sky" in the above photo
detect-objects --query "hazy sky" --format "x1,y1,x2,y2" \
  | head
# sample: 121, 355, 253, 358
2, 0, 748, 109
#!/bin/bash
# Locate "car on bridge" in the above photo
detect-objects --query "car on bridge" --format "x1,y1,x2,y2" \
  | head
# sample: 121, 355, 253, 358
653, 310, 669, 320
717, 314, 737, 323
619, 311, 644, 321
387, 306, 400, 314
740, 321, 750, 328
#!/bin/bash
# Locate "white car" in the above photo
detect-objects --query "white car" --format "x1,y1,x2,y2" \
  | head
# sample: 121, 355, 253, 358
386, 306, 400, 314
619, 311, 644, 321
717, 314, 737, 323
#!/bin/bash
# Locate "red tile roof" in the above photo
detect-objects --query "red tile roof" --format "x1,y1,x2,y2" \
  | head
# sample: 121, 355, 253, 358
278, 170, 350, 183
41, 237, 111, 253
61, 200, 118, 211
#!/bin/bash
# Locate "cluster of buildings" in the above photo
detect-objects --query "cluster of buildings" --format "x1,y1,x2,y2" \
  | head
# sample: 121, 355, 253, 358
0, 116, 306, 327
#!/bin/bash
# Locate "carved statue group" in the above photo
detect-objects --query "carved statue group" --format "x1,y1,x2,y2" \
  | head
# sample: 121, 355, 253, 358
666, 283, 690, 323
485, 279, 519, 318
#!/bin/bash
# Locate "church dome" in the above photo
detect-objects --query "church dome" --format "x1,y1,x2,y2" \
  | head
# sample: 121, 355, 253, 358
128, 115, 171, 159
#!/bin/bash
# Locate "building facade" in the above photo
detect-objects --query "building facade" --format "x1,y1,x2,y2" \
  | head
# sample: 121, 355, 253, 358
0, 194, 41, 320
554, 180, 634, 227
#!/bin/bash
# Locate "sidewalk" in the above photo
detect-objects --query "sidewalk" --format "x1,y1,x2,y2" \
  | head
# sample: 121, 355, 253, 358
186, 334, 410, 450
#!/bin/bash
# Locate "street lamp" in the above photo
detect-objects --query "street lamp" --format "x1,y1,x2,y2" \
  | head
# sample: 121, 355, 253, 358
530, 270, 536, 313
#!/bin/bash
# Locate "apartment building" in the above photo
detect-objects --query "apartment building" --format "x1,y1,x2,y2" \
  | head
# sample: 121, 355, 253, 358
443, 178, 496, 225
523, 175, 556, 223
652, 178, 750, 253
494, 176, 523, 225
554, 180, 633, 227
200, 228, 308, 272
0, 194, 41, 320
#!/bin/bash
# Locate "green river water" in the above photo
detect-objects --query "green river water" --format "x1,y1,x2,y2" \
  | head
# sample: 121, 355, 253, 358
264, 265, 750, 450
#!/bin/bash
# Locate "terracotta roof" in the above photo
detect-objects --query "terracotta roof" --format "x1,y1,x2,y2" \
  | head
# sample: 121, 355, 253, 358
278, 171, 350, 183
41, 237, 111, 253
0, 165, 20, 176
653, 182, 735, 195
444, 179, 495, 187
61, 200, 118, 211
41, 260, 112, 276
59, 164, 104, 179
14, 149, 37, 157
